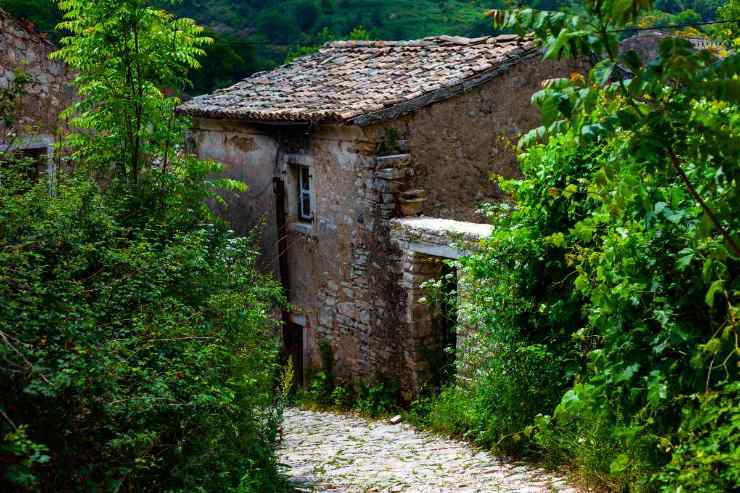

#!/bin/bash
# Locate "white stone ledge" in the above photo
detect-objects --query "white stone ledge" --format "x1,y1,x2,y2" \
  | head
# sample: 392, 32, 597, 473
398, 240, 467, 259
390, 217, 493, 259
392, 217, 492, 239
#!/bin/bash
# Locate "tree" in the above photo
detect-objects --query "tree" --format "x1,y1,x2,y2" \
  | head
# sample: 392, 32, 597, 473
53, 0, 211, 185
1, 1, 289, 491
486, 2, 739, 489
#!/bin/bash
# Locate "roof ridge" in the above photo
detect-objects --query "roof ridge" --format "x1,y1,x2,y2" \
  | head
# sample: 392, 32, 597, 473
326, 34, 532, 49
178, 34, 538, 125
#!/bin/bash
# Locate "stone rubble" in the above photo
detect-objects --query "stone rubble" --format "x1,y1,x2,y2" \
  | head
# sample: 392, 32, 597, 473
278, 408, 579, 493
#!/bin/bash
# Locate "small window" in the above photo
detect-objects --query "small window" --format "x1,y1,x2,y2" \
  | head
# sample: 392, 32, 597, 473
297, 165, 313, 222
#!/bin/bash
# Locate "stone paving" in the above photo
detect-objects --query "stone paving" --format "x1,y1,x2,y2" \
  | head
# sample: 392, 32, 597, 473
278, 408, 578, 493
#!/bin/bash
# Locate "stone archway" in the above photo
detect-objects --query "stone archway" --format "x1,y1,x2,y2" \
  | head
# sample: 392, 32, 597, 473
390, 217, 492, 397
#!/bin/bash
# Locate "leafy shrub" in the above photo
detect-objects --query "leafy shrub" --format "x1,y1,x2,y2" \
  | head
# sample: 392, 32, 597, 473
406, 386, 472, 438
656, 381, 740, 492
0, 168, 287, 492
355, 382, 399, 417
420, 2, 739, 491
1, 2, 290, 491
416, 134, 593, 456
296, 338, 400, 416
303, 371, 334, 406
330, 385, 352, 408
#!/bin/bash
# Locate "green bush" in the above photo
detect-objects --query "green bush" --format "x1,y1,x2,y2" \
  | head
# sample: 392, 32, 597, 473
420, 3, 739, 491
1, 2, 290, 490
303, 370, 334, 406
330, 385, 352, 408
298, 367, 400, 417
0, 169, 287, 492
355, 382, 399, 417
656, 381, 740, 492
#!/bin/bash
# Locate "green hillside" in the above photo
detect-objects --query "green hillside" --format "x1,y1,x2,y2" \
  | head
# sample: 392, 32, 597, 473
171, 0, 572, 92
0, 0, 724, 93
170, 0, 511, 40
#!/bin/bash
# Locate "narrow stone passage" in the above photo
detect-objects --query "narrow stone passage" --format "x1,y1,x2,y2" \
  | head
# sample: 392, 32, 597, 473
278, 408, 578, 493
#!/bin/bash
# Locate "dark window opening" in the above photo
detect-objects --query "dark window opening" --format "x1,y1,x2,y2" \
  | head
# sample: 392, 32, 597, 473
430, 262, 458, 388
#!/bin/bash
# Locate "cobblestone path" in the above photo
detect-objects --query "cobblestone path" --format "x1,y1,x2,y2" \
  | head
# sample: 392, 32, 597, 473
278, 408, 578, 493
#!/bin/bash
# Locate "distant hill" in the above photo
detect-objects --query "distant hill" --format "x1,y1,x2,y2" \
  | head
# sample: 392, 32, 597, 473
166, 0, 570, 92
169, 0, 517, 41
0, 0, 724, 94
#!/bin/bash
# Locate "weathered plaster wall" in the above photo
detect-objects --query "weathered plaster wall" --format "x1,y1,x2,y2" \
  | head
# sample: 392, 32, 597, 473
191, 119, 410, 388
191, 119, 282, 277
0, 9, 74, 138
370, 57, 587, 222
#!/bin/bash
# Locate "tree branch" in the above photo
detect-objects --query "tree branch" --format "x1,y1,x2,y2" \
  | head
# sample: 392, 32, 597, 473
666, 149, 740, 257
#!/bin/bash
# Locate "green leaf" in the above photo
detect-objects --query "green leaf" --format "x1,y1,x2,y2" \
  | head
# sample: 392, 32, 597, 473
563, 183, 578, 199
647, 371, 668, 408
676, 248, 694, 271
591, 59, 615, 85
616, 363, 640, 383
705, 279, 725, 307
610, 453, 631, 474
545, 232, 566, 248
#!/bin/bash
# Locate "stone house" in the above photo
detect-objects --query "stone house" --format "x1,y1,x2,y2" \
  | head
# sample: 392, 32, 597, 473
0, 8, 74, 180
178, 35, 584, 398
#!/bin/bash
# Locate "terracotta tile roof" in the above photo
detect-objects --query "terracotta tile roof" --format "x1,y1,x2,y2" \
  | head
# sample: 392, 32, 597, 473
178, 35, 538, 126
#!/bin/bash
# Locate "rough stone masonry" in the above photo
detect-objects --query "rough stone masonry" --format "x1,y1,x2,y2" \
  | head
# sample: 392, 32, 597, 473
0, 8, 74, 141
179, 35, 587, 397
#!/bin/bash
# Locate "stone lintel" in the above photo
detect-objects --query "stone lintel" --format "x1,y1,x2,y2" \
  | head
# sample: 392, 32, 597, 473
400, 241, 465, 260
390, 217, 492, 260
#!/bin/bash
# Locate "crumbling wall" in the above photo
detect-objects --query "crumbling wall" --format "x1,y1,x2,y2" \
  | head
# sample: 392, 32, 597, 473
0, 9, 74, 138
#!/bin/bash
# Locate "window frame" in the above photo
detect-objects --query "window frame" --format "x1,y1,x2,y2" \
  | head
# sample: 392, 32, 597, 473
296, 164, 314, 223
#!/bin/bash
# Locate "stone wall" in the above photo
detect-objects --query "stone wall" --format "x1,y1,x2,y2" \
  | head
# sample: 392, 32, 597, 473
192, 118, 412, 389
369, 57, 587, 222
390, 217, 492, 394
191, 55, 587, 396
0, 9, 74, 140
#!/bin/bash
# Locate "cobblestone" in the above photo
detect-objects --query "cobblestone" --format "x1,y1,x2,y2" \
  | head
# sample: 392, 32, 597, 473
278, 408, 578, 493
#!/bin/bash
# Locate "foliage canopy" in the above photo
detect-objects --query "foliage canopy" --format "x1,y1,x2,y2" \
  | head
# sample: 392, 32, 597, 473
413, 1, 739, 491
1, 1, 288, 491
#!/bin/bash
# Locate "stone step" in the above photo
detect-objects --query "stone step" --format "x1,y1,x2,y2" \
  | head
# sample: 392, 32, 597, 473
374, 167, 408, 181
375, 153, 411, 168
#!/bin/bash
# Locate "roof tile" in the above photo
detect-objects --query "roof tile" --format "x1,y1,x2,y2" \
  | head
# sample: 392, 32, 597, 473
178, 35, 537, 125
